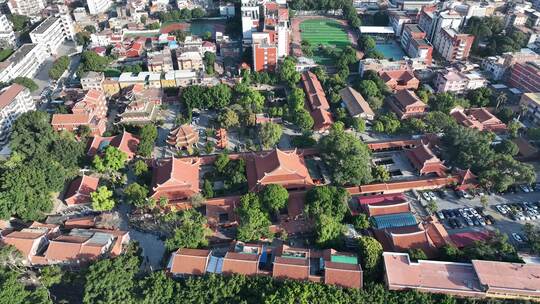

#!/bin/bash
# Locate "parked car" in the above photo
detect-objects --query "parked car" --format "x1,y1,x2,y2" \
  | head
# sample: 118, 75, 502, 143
437, 211, 445, 220
485, 215, 495, 224
428, 191, 437, 201
462, 191, 473, 199
448, 219, 457, 229
465, 217, 474, 226
519, 185, 530, 193
422, 192, 431, 201
512, 233, 524, 243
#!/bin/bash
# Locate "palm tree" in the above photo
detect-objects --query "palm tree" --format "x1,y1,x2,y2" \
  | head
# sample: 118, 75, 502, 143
495, 92, 508, 109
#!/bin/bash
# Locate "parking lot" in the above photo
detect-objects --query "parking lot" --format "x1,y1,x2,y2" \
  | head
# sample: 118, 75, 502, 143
411, 187, 540, 248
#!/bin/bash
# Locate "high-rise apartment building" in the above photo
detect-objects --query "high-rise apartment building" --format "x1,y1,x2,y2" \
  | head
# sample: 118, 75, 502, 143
0, 84, 34, 146
87, 0, 112, 15
7, 0, 46, 18
30, 16, 75, 55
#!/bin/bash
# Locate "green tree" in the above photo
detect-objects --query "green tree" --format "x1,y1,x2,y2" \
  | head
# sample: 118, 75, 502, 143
358, 35, 376, 51
124, 182, 149, 208
209, 84, 232, 108
165, 209, 211, 251
94, 146, 128, 172
304, 186, 349, 246
8, 14, 29, 31
202, 179, 214, 198
133, 159, 149, 177
467, 87, 492, 107
493, 139, 519, 156
217, 108, 239, 129
138, 271, 178, 304
137, 125, 158, 157
259, 122, 282, 149
357, 80, 379, 98
408, 248, 428, 261
294, 108, 314, 131
48, 56, 70, 80
12, 77, 38, 92
91, 186, 115, 211
0, 267, 52, 304
371, 165, 390, 182
523, 223, 540, 254
237, 193, 273, 242
259, 184, 289, 215
83, 244, 140, 304
203, 51, 216, 75
214, 153, 230, 173
353, 214, 370, 230
319, 122, 372, 185
279, 56, 300, 87
358, 236, 383, 280
191, 7, 205, 18
79, 51, 110, 73
429, 92, 457, 113
84, 25, 97, 33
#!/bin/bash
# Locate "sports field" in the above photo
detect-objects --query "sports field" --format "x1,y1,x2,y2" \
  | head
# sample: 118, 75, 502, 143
299, 18, 351, 65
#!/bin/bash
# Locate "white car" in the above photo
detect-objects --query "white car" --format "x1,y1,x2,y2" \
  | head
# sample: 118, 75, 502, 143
520, 185, 530, 193
512, 233, 523, 243
428, 191, 437, 201
496, 205, 507, 214
422, 192, 431, 201
437, 211, 445, 220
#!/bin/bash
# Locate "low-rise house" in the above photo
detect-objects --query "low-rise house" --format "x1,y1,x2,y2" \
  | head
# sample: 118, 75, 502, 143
161, 70, 198, 88
147, 48, 174, 72
64, 175, 100, 205
87, 131, 140, 159
51, 89, 108, 136
435, 68, 487, 93
81, 71, 105, 92
118, 87, 162, 124
118, 72, 162, 89
168, 244, 363, 289
406, 143, 448, 177
177, 50, 204, 70
379, 69, 419, 91
383, 252, 540, 300
168, 248, 212, 276
388, 89, 427, 119
246, 149, 314, 191
1, 228, 50, 263
103, 78, 121, 96
273, 245, 363, 289
150, 157, 201, 201
339, 86, 375, 120
301, 71, 333, 132
450, 107, 506, 132
42, 228, 129, 265
167, 124, 199, 150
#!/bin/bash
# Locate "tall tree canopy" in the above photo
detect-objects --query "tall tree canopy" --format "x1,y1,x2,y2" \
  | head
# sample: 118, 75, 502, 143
319, 122, 372, 185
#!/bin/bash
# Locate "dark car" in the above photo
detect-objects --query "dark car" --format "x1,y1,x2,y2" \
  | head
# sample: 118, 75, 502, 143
485, 215, 495, 224
448, 219, 457, 229
475, 207, 484, 215
472, 218, 480, 226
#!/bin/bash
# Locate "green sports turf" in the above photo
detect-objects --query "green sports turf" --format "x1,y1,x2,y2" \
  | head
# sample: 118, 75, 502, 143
299, 19, 350, 65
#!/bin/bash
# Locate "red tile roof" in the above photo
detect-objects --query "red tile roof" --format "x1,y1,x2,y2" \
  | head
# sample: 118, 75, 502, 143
450, 108, 506, 132
169, 248, 210, 275
383, 252, 485, 297
151, 157, 200, 201
393, 89, 426, 108
249, 149, 314, 190
0, 84, 26, 110
222, 252, 260, 275
167, 124, 199, 148
87, 131, 140, 159
406, 144, 448, 176
64, 175, 100, 205
472, 260, 540, 298
2, 230, 45, 258
450, 230, 491, 248
301, 71, 334, 131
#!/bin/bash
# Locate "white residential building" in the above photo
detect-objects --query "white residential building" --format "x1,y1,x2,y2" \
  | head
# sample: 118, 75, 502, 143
0, 14, 16, 47
0, 84, 34, 146
0, 43, 47, 83
87, 0, 112, 15
29, 16, 75, 55
7, 0, 47, 18
391, 0, 436, 11
241, 0, 260, 44
435, 68, 487, 93
481, 56, 506, 81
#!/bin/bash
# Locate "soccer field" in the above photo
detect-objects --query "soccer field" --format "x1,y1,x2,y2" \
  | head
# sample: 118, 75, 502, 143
299, 19, 350, 48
